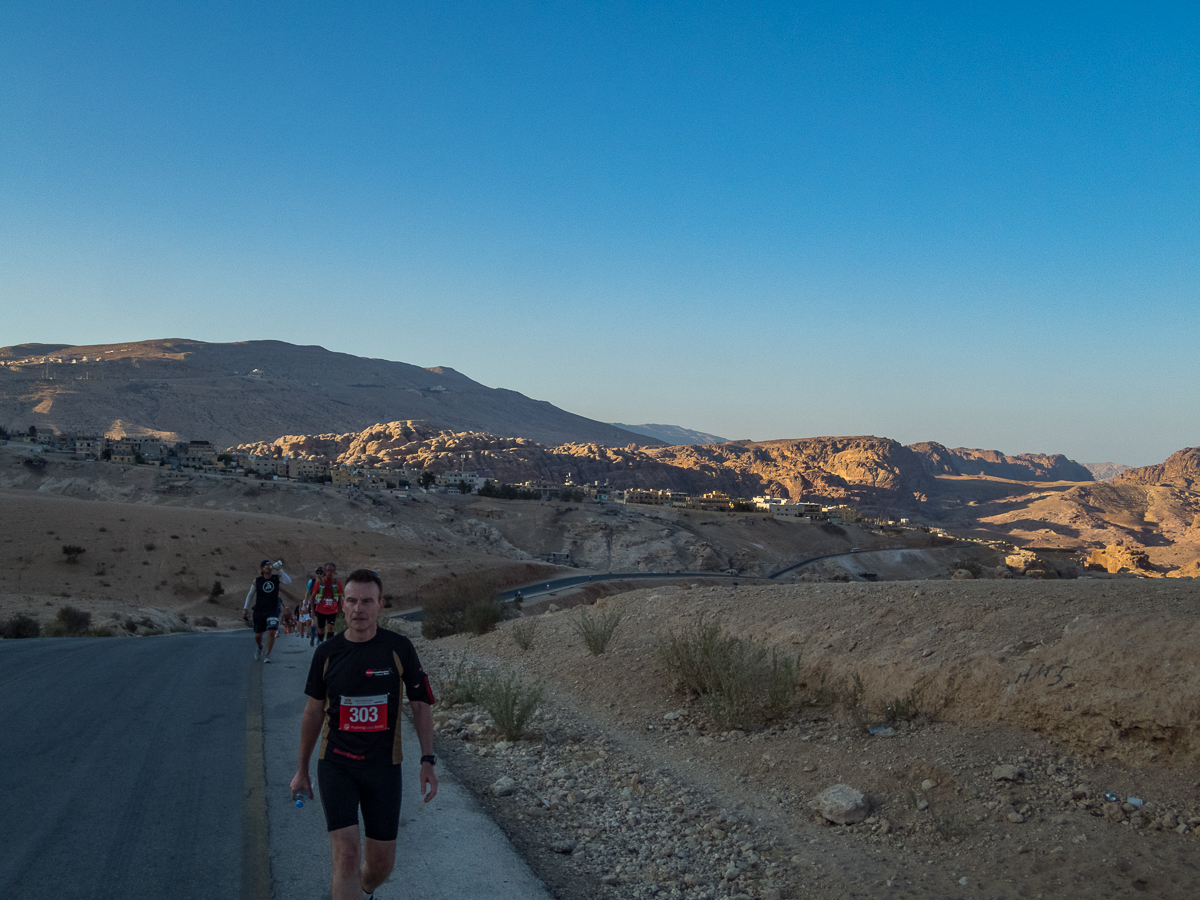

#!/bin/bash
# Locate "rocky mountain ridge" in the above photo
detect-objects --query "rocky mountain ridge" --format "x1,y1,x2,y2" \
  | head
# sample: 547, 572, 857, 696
610, 423, 729, 445
1113, 447, 1200, 491
236, 423, 1200, 573
0, 338, 657, 449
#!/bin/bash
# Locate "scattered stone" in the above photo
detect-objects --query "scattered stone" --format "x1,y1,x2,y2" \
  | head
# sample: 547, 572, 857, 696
993, 765, 1021, 782
549, 839, 575, 854
491, 776, 517, 797
811, 784, 869, 825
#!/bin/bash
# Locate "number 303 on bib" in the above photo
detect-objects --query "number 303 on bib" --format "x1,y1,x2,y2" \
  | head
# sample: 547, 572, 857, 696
339, 694, 388, 732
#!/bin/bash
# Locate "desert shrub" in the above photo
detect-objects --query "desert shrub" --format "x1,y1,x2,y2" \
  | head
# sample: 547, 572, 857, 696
193, 616, 218, 628
478, 669, 543, 741
884, 692, 921, 722
659, 617, 727, 696
950, 558, 983, 578
208, 581, 225, 603
88, 625, 117, 637
842, 670, 869, 732
62, 545, 86, 563
438, 660, 483, 706
421, 573, 506, 639
570, 605, 623, 656
144, 542, 156, 551
659, 617, 798, 729
701, 641, 796, 730
461, 599, 507, 636
54, 605, 92, 636
1, 613, 41, 639
510, 617, 538, 651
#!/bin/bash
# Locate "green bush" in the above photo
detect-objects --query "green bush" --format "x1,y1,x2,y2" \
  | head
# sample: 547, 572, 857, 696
1, 613, 41, 639
510, 617, 538, 651
420, 573, 505, 639
55, 605, 92, 636
461, 599, 506, 636
659, 617, 727, 696
659, 616, 798, 730
570, 605, 623, 656
478, 669, 543, 741
438, 660, 483, 706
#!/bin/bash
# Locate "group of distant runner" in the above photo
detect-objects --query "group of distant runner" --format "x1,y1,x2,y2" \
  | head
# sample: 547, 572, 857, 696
241, 557, 437, 900
241, 560, 347, 662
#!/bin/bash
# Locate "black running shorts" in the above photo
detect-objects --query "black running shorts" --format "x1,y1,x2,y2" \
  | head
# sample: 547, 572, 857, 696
317, 760, 403, 841
315, 611, 339, 630
252, 613, 279, 633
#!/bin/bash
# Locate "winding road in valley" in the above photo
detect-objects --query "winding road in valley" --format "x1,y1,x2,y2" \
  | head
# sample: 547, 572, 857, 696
483, 546, 912, 604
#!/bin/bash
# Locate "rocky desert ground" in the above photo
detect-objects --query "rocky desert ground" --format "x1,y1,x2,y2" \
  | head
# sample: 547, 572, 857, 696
423, 578, 1200, 900
2, 443, 1198, 899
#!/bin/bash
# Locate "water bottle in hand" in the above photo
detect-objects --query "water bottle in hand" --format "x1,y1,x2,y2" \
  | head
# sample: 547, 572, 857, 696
294, 792, 306, 809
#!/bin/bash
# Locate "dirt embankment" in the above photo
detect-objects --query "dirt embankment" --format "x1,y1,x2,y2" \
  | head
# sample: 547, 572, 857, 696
423, 578, 1200, 899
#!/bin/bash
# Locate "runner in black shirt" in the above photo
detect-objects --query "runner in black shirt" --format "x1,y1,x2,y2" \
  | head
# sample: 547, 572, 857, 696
242, 560, 290, 663
291, 569, 437, 900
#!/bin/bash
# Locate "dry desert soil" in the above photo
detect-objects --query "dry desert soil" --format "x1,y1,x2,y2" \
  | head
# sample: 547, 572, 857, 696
417, 579, 1200, 900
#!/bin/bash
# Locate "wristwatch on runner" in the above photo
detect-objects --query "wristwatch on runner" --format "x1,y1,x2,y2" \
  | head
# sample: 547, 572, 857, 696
420, 755, 437, 766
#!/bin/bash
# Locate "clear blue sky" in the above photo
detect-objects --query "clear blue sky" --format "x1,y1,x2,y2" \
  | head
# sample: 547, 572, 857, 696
2, 2, 1196, 465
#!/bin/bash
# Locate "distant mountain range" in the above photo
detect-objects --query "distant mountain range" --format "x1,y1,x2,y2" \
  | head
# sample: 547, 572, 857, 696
0, 339, 659, 449
1083, 462, 1133, 482
611, 423, 729, 445
240, 425, 1200, 572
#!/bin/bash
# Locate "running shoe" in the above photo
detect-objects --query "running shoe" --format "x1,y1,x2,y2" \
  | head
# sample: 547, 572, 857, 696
255, 648, 261, 661
264, 655, 271, 664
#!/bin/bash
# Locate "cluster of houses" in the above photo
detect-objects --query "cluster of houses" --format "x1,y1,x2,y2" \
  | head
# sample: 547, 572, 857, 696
8, 428, 901, 523
620, 487, 868, 522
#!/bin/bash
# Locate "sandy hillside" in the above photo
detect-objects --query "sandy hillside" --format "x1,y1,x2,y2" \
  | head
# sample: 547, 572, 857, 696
0, 338, 653, 447
420, 577, 1200, 900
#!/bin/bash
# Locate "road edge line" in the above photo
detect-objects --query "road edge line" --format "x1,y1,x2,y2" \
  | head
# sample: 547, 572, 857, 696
242, 659, 273, 899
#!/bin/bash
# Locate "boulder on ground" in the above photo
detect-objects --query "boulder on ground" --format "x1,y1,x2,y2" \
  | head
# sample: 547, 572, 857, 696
810, 783, 868, 825
491, 776, 517, 797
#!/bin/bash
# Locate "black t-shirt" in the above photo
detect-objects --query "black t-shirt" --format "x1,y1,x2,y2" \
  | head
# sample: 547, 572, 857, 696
252, 576, 283, 615
304, 629, 435, 766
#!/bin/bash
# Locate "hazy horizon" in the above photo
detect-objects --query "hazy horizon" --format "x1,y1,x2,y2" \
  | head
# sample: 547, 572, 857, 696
3, 4, 1196, 466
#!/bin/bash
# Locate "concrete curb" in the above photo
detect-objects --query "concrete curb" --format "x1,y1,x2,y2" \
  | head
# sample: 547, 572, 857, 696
260, 632, 553, 899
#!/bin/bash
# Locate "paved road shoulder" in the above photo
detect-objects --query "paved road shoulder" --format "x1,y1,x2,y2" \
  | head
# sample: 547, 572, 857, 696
260, 632, 552, 899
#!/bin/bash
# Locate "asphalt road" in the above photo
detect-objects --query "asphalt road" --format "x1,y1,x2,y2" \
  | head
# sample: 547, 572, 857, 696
1, 629, 551, 900
474, 547, 906, 610
0, 632, 249, 900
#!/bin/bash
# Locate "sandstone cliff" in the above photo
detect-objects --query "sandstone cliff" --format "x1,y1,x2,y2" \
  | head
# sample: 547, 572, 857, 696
908, 442, 1094, 482
1112, 447, 1200, 491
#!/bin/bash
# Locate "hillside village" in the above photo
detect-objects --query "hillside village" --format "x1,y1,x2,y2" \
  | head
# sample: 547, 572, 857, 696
3, 424, 889, 527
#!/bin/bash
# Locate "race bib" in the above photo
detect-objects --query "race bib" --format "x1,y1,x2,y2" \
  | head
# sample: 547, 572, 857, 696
339, 695, 388, 732
266, 617, 279, 629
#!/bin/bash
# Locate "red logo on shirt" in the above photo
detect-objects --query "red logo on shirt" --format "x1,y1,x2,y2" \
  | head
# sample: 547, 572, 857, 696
365, 668, 391, 677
